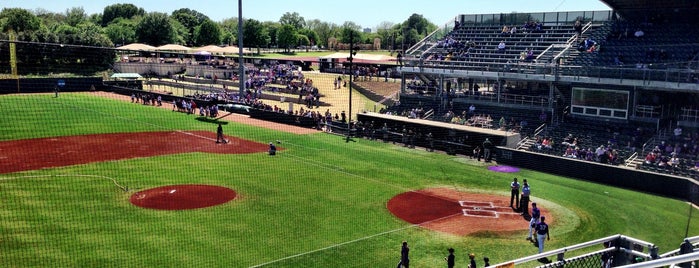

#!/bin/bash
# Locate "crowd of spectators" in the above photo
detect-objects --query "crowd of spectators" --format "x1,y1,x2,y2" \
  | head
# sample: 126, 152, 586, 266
642, 126, 699, 175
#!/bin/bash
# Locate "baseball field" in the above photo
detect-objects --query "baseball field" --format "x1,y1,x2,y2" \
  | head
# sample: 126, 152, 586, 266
1, 92, 697, 267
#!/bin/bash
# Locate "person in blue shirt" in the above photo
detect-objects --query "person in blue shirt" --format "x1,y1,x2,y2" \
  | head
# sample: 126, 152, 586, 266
527, 202, 541, 241
519, 179, 531, 215
535, 216, 550, 253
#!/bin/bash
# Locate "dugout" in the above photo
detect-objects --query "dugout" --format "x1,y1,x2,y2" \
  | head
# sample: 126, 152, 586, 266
357, 112, 520, 156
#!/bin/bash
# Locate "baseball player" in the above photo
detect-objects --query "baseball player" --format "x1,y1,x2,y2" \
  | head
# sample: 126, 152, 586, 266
527, 202, 541, 241
216, 123, 228, 144
535, 216, 550, 254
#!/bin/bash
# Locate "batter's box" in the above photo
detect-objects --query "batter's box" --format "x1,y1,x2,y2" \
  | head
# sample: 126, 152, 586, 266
459, 201, 494, 207
462, 209, 499, 218
459, 200, 518, 218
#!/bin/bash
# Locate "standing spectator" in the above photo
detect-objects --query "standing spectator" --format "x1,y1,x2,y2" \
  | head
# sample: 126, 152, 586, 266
396, 52, 403, 66
535, 216, 551, 254
510, 178, 520, 209
527, 202, 541, 241
468, 253, 477, 268
445, 248, 455, 268
397, 241, 410, 268
482, 138, 494, 162
679, 238, 694, 268
426, 132, 434, 152
573, 20, 583, 37
674, 126, 683, 141
473, 146, 482, 161
520, 179, 531, 214
483, 256, 490, 267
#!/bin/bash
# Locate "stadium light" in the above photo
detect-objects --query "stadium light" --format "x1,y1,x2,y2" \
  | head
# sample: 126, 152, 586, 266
346, 31, 358, 142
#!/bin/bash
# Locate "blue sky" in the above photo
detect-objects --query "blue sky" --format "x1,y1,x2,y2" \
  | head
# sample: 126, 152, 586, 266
5, 0, 611, 29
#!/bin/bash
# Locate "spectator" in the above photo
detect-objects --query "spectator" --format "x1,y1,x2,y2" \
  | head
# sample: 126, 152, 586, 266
501, 25, 510, 36
634, 28, 645, 38
573, 20, 583, 37
614, 54, 624, 65
498, 41, 506, 51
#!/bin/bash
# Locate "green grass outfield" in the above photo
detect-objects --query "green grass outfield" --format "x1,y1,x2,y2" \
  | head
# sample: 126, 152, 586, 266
1, 93, 697, 267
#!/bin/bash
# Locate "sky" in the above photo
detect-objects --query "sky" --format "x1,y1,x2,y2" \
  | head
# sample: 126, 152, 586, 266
5, 0, 611, 29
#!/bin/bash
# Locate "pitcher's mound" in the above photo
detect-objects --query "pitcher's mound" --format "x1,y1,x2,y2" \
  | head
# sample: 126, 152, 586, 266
130, 184, 237, 210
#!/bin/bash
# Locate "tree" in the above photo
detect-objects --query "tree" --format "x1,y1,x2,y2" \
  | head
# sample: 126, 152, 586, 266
0, 8, 40, 33
296, 34, 310, 48
298, 28, 319, 47
307, 21, 337, 48
65, 7, 87, 27
103, 17, 137, 46
404, 13, 437, 36
171, 8, 210, 46
194, 19, 221, 46
135, 12, 175, 46
242, 18, 269, 48
376, 21, 395, 49
340, 26, 362, 44
101, 3, 144, 26
263, 21, 280, 48
279, 12, 305, 29
218, 17, 238, 46
277, 24, 297, 52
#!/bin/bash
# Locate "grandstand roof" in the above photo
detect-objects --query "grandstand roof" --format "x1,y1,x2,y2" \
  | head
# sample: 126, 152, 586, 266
602, 0, 699, 22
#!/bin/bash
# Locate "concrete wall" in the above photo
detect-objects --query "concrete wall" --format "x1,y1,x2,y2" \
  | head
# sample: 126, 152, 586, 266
497, 147, 699, 205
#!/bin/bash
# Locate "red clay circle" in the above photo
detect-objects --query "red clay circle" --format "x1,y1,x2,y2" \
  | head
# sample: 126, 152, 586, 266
387, 188, 552, 236
130, 184, 237, 210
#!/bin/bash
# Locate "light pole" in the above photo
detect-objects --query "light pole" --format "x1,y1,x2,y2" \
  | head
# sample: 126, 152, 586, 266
238, 0, 245, 98
346, 31, 357, 142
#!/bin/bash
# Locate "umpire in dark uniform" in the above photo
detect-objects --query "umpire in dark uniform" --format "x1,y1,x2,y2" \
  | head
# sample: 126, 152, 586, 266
510, 177, 520, 209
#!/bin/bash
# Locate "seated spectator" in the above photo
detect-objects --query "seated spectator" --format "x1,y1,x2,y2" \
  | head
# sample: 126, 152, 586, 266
501, 25, 510, 36
645, 152, 657, 164
534, 21, 543, 33
584, 38, 597, 51
669, 154, 680, 167
562, 134, 575, 147
498, 41, 506, 51
614, 54, 624, 65
542, 137, 553, 150
525, 49, 535, 61
509, 26, 517, 35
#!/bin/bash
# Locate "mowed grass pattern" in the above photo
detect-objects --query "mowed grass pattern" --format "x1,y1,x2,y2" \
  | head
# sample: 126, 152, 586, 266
0, 93, 698, 267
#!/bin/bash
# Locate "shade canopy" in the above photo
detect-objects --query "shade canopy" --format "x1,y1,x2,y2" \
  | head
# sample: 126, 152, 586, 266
156, 44, 191, 51
116, 43, 156, 51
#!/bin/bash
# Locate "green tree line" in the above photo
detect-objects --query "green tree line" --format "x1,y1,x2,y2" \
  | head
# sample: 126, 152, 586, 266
1, 4, 437, 50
